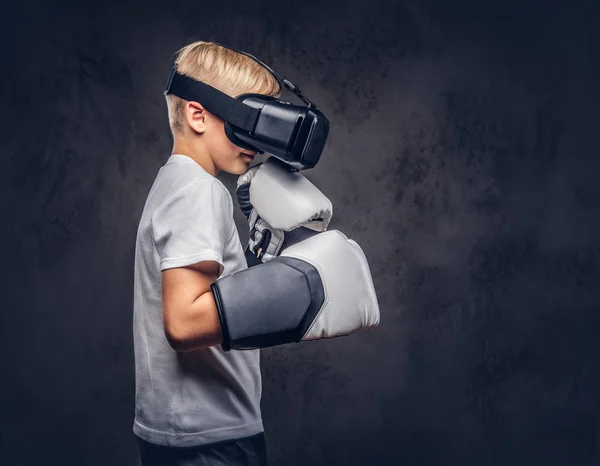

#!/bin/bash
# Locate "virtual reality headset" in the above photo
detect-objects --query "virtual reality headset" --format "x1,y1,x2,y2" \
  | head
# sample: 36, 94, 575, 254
163, 44, 329, 171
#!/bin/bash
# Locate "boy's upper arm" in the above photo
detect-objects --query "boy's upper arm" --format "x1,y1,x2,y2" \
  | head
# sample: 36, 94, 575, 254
161, 260, 221, 323
152, 177, 232, 318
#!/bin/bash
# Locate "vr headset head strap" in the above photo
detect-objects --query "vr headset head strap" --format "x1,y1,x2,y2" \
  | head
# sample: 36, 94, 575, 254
164, 65, 261, 132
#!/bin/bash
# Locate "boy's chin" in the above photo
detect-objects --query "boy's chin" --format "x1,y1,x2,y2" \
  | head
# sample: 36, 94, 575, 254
225, 161, 252, 176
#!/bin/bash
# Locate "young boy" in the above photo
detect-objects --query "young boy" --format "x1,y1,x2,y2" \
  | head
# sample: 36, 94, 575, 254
132, 41, 281, 466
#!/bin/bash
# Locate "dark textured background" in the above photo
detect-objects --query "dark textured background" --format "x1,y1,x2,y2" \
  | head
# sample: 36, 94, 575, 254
1, 0, 598, 465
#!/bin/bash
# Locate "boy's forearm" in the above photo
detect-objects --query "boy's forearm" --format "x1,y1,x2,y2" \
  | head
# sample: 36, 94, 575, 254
164, 291, 224, 352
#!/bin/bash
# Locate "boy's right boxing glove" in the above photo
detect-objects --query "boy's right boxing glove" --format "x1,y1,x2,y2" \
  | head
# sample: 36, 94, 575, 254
236, 156, 332, 265
210, 230, 380, 351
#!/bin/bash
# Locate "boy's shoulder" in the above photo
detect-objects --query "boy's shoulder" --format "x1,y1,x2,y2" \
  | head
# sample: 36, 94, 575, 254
157, 156, 229, 196
152, 161, 233, 217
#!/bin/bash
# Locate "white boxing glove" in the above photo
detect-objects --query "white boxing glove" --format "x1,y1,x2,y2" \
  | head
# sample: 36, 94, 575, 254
211, 230, 381, 351
236, 157, 333, 264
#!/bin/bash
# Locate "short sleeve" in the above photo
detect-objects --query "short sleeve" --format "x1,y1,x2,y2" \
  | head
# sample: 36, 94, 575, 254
151, 178, 233, 272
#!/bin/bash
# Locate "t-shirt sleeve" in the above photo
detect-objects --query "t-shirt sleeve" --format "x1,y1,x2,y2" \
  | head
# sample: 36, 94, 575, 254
151, 178, 233, 272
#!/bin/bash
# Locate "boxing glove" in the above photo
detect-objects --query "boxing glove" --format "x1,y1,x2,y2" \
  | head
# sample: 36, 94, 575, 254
236, 157, 333, 265
211, 230, 380, 351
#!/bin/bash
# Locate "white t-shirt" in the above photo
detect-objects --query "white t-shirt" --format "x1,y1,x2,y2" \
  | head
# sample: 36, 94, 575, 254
132, 154, 263, 447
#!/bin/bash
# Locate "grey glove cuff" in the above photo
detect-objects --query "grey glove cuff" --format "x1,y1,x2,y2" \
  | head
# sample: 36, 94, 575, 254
211, 256, 325, 351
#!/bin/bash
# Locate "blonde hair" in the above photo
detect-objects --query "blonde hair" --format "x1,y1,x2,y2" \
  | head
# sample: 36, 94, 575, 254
166, 40, 282, 135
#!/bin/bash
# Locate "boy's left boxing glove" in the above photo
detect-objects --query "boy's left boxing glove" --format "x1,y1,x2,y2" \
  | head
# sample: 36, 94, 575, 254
236, 156, 332, 265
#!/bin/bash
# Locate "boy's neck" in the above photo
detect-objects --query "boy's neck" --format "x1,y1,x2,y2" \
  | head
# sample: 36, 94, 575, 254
172, 139, 219, 176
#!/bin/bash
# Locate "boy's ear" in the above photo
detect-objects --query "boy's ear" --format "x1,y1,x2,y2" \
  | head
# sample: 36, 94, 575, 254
185, 101, 208, 134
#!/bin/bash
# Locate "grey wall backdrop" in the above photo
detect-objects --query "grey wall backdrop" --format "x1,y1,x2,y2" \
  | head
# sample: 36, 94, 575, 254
1, 0, 598, 465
